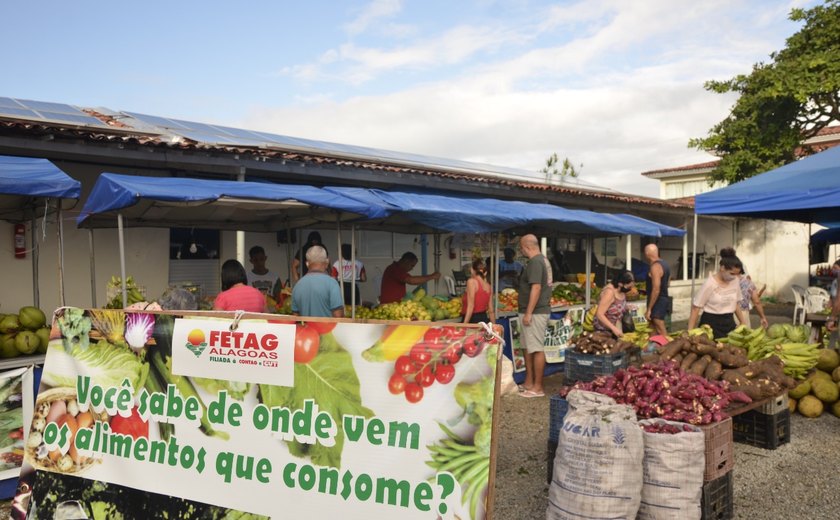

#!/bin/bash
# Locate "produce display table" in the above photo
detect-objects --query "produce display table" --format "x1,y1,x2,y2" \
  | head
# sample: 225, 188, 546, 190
0, 354, 45, 371
805, 313, 829, 346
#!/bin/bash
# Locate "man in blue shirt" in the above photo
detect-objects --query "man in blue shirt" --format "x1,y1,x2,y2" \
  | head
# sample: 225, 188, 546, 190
498, 247, 524, 290
291, 246, 345, 317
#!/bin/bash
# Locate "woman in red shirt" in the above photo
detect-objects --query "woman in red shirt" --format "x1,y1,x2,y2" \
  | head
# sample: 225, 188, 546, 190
462, 259, 496, 324
214, 259, 267, 312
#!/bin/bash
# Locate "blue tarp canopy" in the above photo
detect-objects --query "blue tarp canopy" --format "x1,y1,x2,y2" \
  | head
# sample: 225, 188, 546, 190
694, 145, 840, 224
77, 174, 389, 231
326, 187, 686, 237
0, 155, 81, 221
811, 226, 840, 244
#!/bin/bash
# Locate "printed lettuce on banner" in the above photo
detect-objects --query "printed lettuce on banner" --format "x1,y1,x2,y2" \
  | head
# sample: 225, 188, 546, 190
13, 308, 500, 520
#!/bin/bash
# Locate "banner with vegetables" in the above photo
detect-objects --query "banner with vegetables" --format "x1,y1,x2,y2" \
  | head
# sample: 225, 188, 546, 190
0, 366, 33, 481
14, 308, 500, 519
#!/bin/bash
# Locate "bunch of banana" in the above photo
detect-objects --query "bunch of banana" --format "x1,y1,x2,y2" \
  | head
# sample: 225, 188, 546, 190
105, 275, 146, 308
755, 342, 819, 379
725, 325, 767, 357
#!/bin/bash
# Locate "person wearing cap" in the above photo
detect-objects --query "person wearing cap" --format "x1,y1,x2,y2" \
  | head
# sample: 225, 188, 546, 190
379, 252, 441, 304
291, 246, 345, 318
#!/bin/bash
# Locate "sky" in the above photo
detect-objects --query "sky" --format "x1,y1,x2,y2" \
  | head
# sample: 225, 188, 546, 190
2, 0, 819, 197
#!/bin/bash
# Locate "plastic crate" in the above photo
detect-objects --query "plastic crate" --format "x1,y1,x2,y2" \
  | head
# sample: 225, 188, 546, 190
564, 350, 628, 384
698, 417, 734, 482
757, 393, 788, 415
546, 439, 558, 484
733, 409, 791, 450
548, 395, 569, 443
701, 470, 734, 520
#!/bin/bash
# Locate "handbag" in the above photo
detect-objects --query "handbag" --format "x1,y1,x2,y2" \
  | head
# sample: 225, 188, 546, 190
621, 309, 636, 333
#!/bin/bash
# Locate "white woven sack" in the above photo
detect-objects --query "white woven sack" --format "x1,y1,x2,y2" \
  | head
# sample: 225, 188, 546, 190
547, 390, 643, 520
637, 419, 704, 520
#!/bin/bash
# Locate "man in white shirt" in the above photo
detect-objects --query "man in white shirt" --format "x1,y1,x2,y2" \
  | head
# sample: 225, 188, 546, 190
246, 246, 281, 297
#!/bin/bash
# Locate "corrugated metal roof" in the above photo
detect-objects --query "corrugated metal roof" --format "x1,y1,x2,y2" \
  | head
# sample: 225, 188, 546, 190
0, 97, 692, 210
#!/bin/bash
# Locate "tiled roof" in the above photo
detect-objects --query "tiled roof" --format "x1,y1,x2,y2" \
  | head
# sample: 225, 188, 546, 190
642, 125, 840, 177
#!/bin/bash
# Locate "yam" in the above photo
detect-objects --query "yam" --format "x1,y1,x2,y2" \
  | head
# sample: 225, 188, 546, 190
722, 369, 751, 387
660, 340, 686, 361
704, 360, 723, 381
688, 354, 713, 376
680, 352, 699, 372
672, 353, 684, 365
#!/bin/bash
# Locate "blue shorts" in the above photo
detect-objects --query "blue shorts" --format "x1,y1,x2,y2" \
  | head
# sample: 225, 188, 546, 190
649, 296, 671, 320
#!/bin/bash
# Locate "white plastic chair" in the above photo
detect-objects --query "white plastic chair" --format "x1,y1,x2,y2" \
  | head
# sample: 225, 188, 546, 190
790, 285, 807, 325
443, 276, 456, 297
806, 286, 830, 314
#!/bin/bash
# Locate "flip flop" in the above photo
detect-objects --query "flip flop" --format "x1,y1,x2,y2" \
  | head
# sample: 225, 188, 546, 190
520, 390, 545, 398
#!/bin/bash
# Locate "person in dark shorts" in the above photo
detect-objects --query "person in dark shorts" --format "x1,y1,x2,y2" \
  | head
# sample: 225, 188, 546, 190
644, 244, 671, 336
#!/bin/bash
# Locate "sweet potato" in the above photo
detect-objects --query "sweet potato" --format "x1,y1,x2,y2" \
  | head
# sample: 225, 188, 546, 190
704, 360, 723, 381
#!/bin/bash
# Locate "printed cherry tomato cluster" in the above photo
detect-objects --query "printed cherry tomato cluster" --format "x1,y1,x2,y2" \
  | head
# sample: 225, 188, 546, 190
389, 327, 487, 403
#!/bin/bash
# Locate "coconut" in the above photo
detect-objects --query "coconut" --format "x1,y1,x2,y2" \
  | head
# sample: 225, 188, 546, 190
0, 334, 18, 358
798, 395, 824, 418
816, 349, 840, 372
0, 315, 19, 334
789, 380, 811, 399
14, 331, 39, 355
813, 379, 840, 404
18, 306, 46, 330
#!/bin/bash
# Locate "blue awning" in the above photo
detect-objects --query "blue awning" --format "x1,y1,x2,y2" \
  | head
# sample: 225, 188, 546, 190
0, 155, 80, 199
77, 174, 389, 231
694, 145, 840, 224
326, 187, 685, 236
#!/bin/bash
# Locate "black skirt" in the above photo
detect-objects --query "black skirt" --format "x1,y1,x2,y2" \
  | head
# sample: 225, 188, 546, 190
699, 311, 737, 340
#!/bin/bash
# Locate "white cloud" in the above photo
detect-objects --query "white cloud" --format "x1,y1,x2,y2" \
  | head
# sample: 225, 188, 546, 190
246, 0, 808, 198
345, 0, 403, 36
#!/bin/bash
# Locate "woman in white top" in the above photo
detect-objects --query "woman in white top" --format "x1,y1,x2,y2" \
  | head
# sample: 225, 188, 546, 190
687, 248, 749, 339
331, 244, 366, 305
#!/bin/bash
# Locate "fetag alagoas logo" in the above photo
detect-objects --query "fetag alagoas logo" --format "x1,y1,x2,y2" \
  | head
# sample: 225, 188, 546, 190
172, 318, 295, 387
185, 328, 208, 357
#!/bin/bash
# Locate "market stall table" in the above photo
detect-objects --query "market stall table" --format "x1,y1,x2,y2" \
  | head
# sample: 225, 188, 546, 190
805, 313, 830, 346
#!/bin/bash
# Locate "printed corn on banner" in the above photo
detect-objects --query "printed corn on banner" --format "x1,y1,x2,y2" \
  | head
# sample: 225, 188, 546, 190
12, 308, 500, 519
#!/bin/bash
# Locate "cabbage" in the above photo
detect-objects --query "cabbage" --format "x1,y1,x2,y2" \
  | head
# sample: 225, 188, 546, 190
42, 339, 149, 391
767, 323, 786, 339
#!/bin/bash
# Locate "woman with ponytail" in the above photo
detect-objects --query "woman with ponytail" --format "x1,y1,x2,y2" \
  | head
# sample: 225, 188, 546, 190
462, 258, 495, 324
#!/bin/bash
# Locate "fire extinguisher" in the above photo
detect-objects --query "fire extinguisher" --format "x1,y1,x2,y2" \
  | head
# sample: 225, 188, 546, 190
14, 223, 26, 259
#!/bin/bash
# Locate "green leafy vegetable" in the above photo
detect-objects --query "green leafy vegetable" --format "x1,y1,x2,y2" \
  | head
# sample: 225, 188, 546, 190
259, 333, 373, 469
42, 339, 149, 391
191, 378, 251, 400
57, 307, 91, 352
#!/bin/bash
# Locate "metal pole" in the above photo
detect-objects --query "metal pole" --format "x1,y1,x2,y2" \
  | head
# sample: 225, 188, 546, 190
31, 215, 39, 309
351, 225, 357, 318
625, 234, 631, 273
57, 205, 65, 306
118, 214, 128, 308
236, 172, 245, 265
433, 233, 440, 295
88, 229, 97, 308
585, 236, 592, 308
285, 220, 292, 288
336, 214, 344, 308
494, 234, 500, 322
691, 213, 699, 300
682, 218, 689, 281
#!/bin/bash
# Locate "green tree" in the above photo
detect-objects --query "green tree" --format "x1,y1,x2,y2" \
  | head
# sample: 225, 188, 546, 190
541, 152, 581, 180
689, 0, 840, 184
